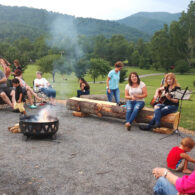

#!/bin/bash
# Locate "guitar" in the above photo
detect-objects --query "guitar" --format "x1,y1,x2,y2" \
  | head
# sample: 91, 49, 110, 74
150, 90, 179, 107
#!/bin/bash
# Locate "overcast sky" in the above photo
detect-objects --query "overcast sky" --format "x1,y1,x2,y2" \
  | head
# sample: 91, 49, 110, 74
0, 0, 191, 20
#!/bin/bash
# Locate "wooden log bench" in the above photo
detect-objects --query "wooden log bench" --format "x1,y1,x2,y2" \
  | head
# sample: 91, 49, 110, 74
66, 97, 180, 134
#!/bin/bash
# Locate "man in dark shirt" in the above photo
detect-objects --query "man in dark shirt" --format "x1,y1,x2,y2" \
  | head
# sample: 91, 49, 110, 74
0, 70, 15, 107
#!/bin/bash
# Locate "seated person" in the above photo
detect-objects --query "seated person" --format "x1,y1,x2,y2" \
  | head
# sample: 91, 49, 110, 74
167, 137, 195, 174
77, 78, 90, 97
12, 78, 27, 115
34, 71, 56, 105
0, 58, 11, 78
15, 69, 40, 109
140, 73, 180, 130
11, 59, 23, 77
0, 70, 15, 108
153, 167, 195, 195
125, 72, 147, 131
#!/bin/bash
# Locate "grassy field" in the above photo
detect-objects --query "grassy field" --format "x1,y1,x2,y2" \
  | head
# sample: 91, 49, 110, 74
4, 65, 195, 131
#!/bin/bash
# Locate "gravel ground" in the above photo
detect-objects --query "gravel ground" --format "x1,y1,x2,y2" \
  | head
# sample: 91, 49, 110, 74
0, 103, 195, 195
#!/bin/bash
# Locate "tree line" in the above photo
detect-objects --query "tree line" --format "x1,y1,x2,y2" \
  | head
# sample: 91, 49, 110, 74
0, 1, 194, 83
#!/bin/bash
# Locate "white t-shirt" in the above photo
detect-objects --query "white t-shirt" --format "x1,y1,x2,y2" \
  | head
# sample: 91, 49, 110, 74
125, 81, 146, 101
34, 78, 49, 90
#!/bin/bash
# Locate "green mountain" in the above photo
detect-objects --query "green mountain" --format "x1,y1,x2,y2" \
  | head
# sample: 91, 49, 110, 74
0, 5, 150, 42
117, 12, 181, 35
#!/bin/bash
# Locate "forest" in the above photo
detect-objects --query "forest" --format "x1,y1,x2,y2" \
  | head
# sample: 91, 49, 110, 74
0, 1, 194, 82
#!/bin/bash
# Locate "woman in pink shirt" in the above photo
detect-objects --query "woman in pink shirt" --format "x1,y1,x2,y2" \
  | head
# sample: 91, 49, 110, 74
152, 167, 195, 195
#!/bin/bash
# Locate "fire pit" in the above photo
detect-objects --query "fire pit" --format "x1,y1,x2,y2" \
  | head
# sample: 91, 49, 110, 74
19, 115, 59, 139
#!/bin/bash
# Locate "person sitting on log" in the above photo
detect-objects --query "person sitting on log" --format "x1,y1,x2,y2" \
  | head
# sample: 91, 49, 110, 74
167, 137, 195, 174
106, 61, 124, 105
12, 78, 27, 115
0, 69, 16, 108
125, 72, 147, 131
77, 78, 90, 98
15, 69, 42, 109
0, 58, 11, 79
152, 167, 195, 195
140, 72, 180, 131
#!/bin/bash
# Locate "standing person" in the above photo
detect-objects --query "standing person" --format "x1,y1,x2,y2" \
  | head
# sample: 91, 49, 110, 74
34, 71, 56, 105
125, 72, 147, 130
12, 78, 27, 115
77, 78, 90, 97
167, 137, 195, 174
106, 61, 124, 104
0, 70, 15, 108
152, 167, 195, 195
140, 73, 180, 131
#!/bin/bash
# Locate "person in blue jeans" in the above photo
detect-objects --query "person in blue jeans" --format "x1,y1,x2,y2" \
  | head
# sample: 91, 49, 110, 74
125, 72, 147, 130
140, 73, 180, 131
106, 61, 124, 104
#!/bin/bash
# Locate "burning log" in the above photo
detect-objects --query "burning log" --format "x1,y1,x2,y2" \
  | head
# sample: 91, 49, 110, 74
66, 97, 180, 130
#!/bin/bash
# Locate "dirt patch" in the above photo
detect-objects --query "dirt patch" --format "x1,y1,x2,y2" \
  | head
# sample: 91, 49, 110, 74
0, 103, 194, 194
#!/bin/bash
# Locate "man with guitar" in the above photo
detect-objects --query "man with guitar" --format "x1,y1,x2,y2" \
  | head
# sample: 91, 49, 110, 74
140, 73, 180, 131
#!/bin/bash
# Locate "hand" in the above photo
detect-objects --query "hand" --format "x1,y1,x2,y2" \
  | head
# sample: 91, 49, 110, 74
165, 93, 171, 100
108, 89, 111, 94
131, 95, 136, 101
152, 168, 167, 179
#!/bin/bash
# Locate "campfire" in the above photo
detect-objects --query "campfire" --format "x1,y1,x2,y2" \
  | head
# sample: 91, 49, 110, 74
19, 107, 59, 139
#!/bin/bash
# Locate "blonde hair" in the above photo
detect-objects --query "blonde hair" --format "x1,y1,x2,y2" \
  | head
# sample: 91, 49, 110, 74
164, 73, 179, 88
181, 137, 195, 149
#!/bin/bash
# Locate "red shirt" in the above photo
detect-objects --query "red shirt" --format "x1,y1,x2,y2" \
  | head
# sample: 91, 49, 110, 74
167, 146, 185, 169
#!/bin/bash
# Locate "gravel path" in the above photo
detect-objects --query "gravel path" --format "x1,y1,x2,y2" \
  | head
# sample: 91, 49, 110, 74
0, 104, 195, 195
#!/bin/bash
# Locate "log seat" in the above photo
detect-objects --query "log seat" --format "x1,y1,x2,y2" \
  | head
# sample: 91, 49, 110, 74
66, 97, 180, 133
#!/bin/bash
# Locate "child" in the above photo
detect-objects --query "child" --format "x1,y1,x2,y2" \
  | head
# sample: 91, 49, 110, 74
12, 78, 26, 115
167, 137, 195, 174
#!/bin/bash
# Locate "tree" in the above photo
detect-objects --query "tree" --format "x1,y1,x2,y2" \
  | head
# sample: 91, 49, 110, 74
36, 54, 61, 74
73, 58, 90, 79
119, 69, 127, 83
89, 58, 111, 83
175, 59, 190, 74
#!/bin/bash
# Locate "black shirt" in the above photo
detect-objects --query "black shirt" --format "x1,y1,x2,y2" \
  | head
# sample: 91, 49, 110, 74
15, 85, 25, 102
164, 86, 181, 106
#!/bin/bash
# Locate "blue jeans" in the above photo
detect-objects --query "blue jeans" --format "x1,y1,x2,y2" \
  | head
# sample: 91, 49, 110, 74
153, 177, 178, 195
150, 104, 178, 126
106, 88, 120, 104
126, 100, 145, 124
40, 88, 56, 98
77, 90, 90, 97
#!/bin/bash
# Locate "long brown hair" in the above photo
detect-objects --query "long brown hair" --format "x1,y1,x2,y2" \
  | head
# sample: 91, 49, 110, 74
14, 59, 21, 67
80, 78, 90, 89
164, 73, 179, 88
128, 72, 140, 86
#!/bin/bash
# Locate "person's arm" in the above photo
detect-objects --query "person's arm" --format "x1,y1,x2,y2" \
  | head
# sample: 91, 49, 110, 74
106, 77, 111, 94
180, 153, 195, 163
133, 86, 147, 99
165, 93, 179, 103
18, 93, 23, 103
153, 167, 178, 185
81, 83, 85, 91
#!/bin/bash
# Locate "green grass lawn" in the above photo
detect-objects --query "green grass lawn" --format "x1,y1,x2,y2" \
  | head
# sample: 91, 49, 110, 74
8, 65, 195, 131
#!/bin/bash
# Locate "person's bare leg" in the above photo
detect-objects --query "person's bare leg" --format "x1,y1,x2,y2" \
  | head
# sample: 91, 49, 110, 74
26, 86, 42, 101
10, 90, 16, 106
0, 92, 13, 107
183, 160, 192, 174
27, 90, 33, 105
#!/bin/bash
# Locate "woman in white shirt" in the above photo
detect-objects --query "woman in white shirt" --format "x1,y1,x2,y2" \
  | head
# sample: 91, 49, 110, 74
34, 71, 56, 105
125, 72, 147, 130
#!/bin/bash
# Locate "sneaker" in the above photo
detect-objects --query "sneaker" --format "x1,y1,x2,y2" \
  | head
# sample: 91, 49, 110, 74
29, 105, 37, 109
